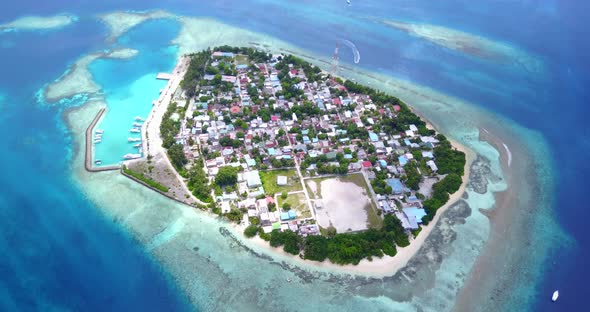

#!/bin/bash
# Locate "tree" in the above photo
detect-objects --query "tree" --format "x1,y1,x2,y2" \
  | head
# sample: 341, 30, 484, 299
281, 191, 288, 199
244, 225, 259, 238
215, 166, 238, 187
303, 235, 328, 261
168, 143, 187, 169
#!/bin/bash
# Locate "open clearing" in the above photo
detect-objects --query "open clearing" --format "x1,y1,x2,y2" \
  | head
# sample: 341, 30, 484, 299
260, 169, 302, 195
278, 192, 310, 218
307, 174, 382, 233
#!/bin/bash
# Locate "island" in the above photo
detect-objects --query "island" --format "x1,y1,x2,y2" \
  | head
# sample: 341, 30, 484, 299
123, 46, 466, 265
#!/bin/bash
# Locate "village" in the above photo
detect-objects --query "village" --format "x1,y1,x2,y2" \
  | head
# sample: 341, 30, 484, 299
144, 46, 466, 263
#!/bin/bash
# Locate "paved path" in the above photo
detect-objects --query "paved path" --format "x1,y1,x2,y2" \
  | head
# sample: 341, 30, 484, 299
85, 108, 120, 172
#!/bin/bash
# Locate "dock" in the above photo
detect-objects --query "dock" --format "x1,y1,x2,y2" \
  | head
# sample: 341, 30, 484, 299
156, 73, 173, 80
85, 108, 120, 172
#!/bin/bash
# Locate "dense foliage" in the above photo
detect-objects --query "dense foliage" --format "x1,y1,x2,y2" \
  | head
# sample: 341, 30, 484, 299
122, 165, 169, 193
244, 225, 259, 238
433, 140, 466, 176
160, 101, 181, 149
167, 143, 187, 170
214, 166, 238, 187
181, 50, 211, 97
187, 159, 212, 203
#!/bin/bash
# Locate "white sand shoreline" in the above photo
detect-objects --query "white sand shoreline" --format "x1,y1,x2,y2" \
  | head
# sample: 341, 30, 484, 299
231, 139, 474, 277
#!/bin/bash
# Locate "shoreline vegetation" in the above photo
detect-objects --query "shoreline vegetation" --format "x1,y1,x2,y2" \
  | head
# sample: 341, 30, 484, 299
132, 46, 468, 267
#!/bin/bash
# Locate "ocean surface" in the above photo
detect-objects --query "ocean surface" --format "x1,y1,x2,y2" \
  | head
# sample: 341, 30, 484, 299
0, 0, 588, 311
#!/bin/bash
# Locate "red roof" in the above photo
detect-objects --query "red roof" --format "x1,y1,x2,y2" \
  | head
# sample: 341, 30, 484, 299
230, 106, 241, 113
393, 105, 401, 112
266, 196, 275, 204
362, 161, 373, 168
333, 98, 342, 105
271, 115, 279, 121
290, 69, 298, 75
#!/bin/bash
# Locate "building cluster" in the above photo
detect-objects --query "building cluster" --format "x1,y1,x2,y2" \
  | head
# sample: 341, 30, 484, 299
171, 50, 449, 235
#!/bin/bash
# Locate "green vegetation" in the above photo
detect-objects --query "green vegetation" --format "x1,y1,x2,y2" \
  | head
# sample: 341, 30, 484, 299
167, 143, 187, 170
215, 166, 238, 187
259, 169, 302, 195
244, 225, 259, 238
269, 230, 301, 255
277, 193, 310, 218
160, 101, 182, 149
433, 139, 466, 176
181, 49, 211, 98
187, 159, 212, 203
122, 165, 169, 193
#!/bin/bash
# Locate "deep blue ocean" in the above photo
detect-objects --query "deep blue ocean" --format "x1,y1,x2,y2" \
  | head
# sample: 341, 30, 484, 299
0, 1, 588, 311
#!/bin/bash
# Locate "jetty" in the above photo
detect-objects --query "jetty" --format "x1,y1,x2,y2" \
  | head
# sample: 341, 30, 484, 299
84, 108, 120, 172
156, 73, 173, 80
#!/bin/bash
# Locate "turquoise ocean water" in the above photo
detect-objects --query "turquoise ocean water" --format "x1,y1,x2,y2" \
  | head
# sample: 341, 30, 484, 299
0, 0, 588, 311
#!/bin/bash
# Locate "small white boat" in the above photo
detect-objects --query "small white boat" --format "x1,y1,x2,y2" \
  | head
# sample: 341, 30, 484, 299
134, 116, 143, 121
552, 290, 559, 302
123, 153, 142, 160
133, 122, 143, 127
130, 128, 141, 133
94, 139, 102, 143
95, 129, 104, 134
128, 138, 141, 142
133, 143, 142, 148
94, 160, 102, 165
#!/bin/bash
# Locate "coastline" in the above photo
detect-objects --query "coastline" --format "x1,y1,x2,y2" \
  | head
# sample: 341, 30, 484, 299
51, 11, 556, 310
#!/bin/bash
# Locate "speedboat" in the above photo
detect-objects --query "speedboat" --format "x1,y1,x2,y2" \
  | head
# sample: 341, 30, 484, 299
123, 153, 142, 160
552, 290, 559, 302
130, 128, 141, 133
134, 116, 143, 121
95, 129, 104, 134
94, 139, 102, 144
128, 138, 141, 142
133, 143, 142, 148
133, 122, 143, 127
94, 160, 102, 165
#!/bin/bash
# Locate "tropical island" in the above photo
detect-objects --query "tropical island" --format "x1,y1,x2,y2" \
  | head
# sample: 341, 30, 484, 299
123, 46, 466, 265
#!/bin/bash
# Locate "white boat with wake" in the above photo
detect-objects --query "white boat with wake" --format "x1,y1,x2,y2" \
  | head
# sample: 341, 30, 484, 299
552, 290, 559, 302
123, 153, 142, 160
128, 137, 141, 142
130, 128, 141, 133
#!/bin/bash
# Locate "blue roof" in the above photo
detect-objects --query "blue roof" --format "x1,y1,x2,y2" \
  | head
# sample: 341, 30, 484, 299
303, 136, 310, 143
344, 154, 353, 159
398, 155, 408, 166
369, 132, 378, 142
387, 178, 404, 194
312, 137, 319, 143
268, 148, 276, 156
280, 212, 291, 221
382, 201, 393, 213
403, 208, 427, 223
288, 210, 297, 218
246, 159, 256, 167
301, 129, 309, 135
235, 87, 240, 94
407, 195, 419, 202
404, 139, 411, 146
236, 64, 248, 69
379, 159, 387, 167
282, 155, 292, 160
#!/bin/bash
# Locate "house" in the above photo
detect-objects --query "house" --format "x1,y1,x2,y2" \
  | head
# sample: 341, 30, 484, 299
403, 207, 427, 225
398, 155, 409, 166
387, 178, 404, 194
427, 160, 438, 172
245, 170, 262, 188
362, 161, 373, 169
221, 201, 231, 214
277, 175, 288, 186
369, 132, 379, 142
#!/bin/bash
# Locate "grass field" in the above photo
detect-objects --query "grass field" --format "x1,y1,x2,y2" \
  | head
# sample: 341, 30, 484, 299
278, 192, 310, 218
235, 54, 248, 65
259, 169, 302, 195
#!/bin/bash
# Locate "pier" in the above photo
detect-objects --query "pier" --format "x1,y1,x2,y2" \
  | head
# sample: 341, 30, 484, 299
85, 108, 120, 172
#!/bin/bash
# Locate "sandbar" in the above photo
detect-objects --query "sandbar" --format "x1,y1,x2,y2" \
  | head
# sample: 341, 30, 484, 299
0, 14, 77, 32
98, 10, 174, 42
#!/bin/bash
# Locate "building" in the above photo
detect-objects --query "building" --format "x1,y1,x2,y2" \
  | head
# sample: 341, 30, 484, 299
246, 170, 262, 188
387, 178, 404, 194
426, 160, 438, 172
277, 175, 288, 186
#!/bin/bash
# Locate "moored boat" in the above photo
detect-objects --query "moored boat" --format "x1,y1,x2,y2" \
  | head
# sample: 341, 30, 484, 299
133, 122, 143, 127
552, 290, 559, 302
95, 129, 104, 134
134, 116, 143, 121
133, 143, 142, 148
128, 138, 141, 142
130, 128, 141, 133
123, 153, 142, 160
94, 160, 102, 165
